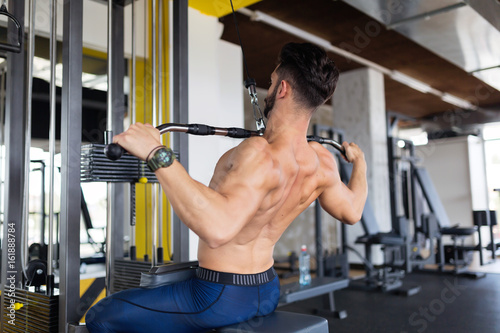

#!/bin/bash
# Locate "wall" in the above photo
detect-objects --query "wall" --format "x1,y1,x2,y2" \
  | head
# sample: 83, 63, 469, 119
187, 8, 244, 260
417, 135, 488, 229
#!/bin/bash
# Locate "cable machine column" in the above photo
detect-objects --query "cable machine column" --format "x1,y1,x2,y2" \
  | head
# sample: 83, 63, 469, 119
59, 0, 83, 330
0, 0, 26, 324
172, 0, 190, 263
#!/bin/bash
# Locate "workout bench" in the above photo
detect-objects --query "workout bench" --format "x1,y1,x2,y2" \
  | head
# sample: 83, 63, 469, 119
138, 262, 331, 333
213, 311, 328, 332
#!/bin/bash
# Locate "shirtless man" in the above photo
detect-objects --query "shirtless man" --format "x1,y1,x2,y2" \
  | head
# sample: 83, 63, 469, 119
86, 42, 367, 333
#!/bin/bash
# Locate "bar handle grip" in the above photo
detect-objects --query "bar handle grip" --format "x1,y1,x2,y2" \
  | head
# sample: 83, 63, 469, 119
104, 143, 125, 160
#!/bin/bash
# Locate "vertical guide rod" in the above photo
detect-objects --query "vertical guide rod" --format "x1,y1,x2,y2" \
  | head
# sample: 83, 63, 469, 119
157, 0, 164, 264
151, 0, 158, 267
105, 0, 114, 296
22, 0, 36, 281
47, 0, 57, 295
60, 0, 83, 327
0, 68, 4, 203
129, 0, 137, 261
172, 0, 190, 262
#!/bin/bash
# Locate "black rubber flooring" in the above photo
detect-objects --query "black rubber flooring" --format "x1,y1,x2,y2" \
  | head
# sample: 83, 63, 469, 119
279, 272, 500, 333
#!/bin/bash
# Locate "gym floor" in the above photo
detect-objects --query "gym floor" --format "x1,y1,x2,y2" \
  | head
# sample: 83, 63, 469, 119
279, 254, 500, 333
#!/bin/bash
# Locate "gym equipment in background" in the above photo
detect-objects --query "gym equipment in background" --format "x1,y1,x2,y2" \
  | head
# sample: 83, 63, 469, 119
0, 1, 23, 53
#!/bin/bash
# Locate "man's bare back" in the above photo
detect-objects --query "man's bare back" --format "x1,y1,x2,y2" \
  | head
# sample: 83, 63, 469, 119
112, 42, 367, 276
198, 131, 361, 274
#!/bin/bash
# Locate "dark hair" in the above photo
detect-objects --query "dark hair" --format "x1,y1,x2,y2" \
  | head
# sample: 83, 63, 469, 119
276, 42, 339, 110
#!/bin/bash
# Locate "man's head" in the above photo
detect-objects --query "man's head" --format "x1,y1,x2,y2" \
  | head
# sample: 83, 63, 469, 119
264, 42, 339, 118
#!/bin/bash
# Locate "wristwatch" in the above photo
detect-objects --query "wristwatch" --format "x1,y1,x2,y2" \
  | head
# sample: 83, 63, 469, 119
147, 147, 175, 172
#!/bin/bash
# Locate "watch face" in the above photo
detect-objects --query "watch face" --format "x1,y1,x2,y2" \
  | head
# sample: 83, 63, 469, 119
158, 150, 169, 162
148, 148, 175, 171
158, 149, 173, 165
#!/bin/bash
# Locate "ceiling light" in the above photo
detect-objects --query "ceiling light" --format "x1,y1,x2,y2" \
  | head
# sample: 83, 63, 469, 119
441, 93, 475, 110
242, 9, 333, 49
390, 70, 433, 94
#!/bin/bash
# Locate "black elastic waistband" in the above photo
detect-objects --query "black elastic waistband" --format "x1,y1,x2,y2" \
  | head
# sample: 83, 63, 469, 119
196, 267, 276, 286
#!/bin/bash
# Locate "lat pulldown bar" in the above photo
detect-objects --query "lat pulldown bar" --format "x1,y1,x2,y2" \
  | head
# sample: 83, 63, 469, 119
104, 123, 346, 161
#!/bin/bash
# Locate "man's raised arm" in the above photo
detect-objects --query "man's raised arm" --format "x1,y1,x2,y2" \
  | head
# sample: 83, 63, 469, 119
318, 142, 368, 225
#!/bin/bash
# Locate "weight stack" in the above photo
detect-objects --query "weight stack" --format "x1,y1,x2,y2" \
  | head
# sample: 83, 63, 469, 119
2, 289, 58, 333
81, 143, 159, 183
111, 258, 154, 293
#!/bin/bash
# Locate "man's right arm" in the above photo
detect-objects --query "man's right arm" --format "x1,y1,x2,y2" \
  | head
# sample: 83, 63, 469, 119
317, 142, 368, 225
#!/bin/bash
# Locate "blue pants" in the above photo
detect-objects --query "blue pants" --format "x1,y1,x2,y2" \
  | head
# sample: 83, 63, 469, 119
86, 267, 280, 333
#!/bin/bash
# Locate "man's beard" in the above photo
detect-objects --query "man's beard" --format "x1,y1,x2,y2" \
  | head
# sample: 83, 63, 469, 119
263, 84, 279, 118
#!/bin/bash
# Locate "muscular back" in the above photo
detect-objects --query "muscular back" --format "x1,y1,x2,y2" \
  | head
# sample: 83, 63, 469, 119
198, 136, 341, 273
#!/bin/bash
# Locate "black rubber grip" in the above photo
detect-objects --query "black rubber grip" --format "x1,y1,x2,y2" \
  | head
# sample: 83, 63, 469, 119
307, 135, 325, 144
104, 143, 125, 160
187, 124, 216, 136
227, 127, 254, 138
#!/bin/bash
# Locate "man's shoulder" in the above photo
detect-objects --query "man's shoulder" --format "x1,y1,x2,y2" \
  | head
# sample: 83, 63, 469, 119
232, 137, 272, 159
240, 136, 270, 150
308, 140, 338, 172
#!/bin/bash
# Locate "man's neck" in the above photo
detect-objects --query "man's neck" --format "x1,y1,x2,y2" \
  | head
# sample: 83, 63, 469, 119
263, 106, 311, 144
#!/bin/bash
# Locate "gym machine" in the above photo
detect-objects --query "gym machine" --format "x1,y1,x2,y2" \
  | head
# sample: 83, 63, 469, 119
314, 125, 419, 296
1, 0, 61, 332
0, 1, 23, 54
386, 124, 486, 278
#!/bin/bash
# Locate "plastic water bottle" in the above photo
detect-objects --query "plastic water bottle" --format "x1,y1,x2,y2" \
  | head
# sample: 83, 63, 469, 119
299, 245, 311, 286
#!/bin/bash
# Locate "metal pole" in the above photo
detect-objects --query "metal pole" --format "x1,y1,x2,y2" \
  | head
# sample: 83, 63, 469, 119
40, 162, 46, 245
157, 0, 164, 264
60, 0, 83, 328
481, 135, 495, 263
130, 0, 137, 260
172, 0, 190, 263
46, 0, 57, 295
106, 0, 114, 295
151, 0, 158, 267
131, 0, 136, 124
315, 199, 324, 277
106, 0, 114, 140
110, 0, 125, 264
1, 0, 25, 326
0, 68, 4, 214
22, 0, 35, 278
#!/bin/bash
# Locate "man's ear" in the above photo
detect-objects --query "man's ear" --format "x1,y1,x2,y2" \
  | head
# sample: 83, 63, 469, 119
277, 80, 288, 99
